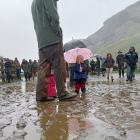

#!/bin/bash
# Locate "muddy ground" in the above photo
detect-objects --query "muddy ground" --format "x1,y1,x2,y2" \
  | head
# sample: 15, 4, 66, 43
0, 74, 140, 140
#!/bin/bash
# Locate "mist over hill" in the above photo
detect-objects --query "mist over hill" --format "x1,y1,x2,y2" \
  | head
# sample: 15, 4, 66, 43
86, 1, 140, 57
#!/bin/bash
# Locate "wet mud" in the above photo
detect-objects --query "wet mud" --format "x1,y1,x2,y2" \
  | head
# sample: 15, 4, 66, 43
0, 75, 140, 140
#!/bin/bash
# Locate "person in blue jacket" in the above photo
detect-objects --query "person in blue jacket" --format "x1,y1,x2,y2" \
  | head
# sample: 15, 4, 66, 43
74, 55, 88, 94
125, 46, 138, 81
131, 46, 139, 80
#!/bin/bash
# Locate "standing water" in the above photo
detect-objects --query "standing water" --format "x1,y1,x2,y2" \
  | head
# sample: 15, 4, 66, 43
0, 75, 140, 140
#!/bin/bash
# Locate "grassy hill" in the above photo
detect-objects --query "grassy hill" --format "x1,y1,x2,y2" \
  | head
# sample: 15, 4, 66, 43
96, 34, 140, 57
86, 1, 140, 58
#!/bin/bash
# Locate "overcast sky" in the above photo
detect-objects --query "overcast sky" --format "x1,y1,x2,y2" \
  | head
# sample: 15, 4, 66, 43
0, 0, 139, 61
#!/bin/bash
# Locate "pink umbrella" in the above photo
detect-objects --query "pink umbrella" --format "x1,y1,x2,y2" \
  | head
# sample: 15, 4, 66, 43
64, 48, 93, 63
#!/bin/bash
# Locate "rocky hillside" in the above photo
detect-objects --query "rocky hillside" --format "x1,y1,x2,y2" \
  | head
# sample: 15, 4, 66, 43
87, 1, 140, 57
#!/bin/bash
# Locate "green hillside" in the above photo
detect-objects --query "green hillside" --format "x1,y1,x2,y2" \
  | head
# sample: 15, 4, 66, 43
96, 34, 140, 57
86, 1, 140, 59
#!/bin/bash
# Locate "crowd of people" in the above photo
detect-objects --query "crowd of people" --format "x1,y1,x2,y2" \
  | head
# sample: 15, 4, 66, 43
0, 57, 38, 83
30, 0, 139, 101
0, 46, 138, 98
69, 46, 138, 91
0, 46, 138, 99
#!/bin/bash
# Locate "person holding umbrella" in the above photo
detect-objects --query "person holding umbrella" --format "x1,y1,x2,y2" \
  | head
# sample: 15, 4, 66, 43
64, 47, 93, 91
74, 55, 88, 94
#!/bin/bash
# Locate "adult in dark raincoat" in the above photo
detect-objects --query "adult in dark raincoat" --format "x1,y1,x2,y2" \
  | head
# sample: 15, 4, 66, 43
96, 58, 100, 76
100, 57, 106, 77
21, 59, 29, 82
0, 59, 5, 82
125, 47, 138, 81
5, 58, 12, 83
28, 59, 33, 81
116, 51, 125, 78
14, 57, 21, 80
131, 46, 138, 80
90, 59, 96, 73
31, 0, 77, 101
32, 60, 38, 81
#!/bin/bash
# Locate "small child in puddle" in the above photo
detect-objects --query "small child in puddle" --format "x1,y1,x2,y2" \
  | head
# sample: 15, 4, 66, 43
74, 55, 88, 94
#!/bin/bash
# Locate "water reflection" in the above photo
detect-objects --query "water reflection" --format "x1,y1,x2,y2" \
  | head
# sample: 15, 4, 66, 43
1, 75, 140, 140
36, 94, 93, 140
37, 103, 69, 140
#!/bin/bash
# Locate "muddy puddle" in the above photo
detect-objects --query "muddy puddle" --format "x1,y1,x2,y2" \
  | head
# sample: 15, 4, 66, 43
0, 74, 140, 140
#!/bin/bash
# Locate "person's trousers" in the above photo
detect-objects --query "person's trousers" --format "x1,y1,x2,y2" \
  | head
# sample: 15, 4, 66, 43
16, 69, 21, 80
36, 43, 66, 100
24, 72, 29, 82
127, 65, 134, 81
118, 66, 124, 78
106, 68, 113, 79
5, 68, 12, 83
75, 79, 86, 93
96, 67, 100, 76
